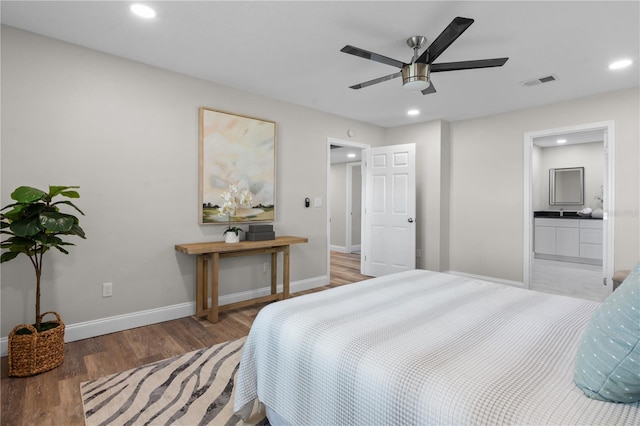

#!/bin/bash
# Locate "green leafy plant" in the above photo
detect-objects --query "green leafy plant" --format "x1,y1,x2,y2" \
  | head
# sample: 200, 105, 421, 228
1, 186, 86, 331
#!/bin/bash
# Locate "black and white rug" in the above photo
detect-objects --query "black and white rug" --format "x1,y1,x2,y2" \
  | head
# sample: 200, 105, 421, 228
81, 337, 268, 426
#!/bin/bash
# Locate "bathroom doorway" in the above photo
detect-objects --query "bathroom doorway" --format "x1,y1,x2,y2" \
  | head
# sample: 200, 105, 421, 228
523, 122, 615, 301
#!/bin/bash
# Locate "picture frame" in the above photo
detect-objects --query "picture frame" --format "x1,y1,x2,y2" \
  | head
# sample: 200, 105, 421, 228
199, 107, 276, 224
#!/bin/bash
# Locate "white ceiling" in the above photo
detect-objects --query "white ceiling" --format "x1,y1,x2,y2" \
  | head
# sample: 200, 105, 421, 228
1, 1, 638, 128
332, 129, 606, 160
330, 146, 363, 164
533, 129, 605, 148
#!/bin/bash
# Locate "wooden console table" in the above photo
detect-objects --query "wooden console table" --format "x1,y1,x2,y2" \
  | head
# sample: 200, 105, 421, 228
175, 236, 308, 323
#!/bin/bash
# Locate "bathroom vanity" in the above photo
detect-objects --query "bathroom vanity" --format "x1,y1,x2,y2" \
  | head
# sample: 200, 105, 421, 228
533, 212, 602, 265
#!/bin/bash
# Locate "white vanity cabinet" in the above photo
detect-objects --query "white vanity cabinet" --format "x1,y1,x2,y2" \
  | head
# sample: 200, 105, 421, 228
534, 218, 602, 265
534, 218, 579, 257
579, 220, 603, 260
534, 224, 557, 255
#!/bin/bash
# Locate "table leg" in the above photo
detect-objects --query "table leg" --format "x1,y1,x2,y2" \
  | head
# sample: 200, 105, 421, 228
283, 245, 290, 299
271, 251, 277, 295
207, 252, 220, 323
196, 255, 208, 317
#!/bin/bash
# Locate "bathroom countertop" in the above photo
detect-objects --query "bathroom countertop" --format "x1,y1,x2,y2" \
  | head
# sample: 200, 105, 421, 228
533, 211, 602, 220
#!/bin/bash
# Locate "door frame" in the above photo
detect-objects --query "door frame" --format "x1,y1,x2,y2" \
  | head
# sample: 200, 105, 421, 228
327, 138, 370, 275
522, 120, 615, 291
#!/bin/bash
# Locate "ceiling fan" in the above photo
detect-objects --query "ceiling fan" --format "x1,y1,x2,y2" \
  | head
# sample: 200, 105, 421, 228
340, 17, 508, 95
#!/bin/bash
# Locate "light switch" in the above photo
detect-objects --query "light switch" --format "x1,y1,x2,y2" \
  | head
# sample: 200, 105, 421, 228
314, 196, 322, 208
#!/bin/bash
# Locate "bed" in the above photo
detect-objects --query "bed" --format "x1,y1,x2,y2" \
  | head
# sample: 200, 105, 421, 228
234, 268, 640, 425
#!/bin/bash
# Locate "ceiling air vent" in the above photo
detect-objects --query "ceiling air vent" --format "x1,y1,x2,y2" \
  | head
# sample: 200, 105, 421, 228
520, 74, 558, 87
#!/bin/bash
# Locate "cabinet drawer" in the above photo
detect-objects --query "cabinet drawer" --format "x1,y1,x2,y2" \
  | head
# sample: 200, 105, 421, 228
580, 243, 603, 260
535, 218, 579, 227
580, 228, 602, 244
580, 219, 603, 229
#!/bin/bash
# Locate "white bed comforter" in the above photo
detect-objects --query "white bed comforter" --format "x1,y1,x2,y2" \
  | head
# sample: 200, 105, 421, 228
234, 269, 639, 425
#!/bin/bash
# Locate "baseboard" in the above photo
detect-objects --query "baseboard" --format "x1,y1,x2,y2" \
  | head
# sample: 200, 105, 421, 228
216, 275, 328, 305
330, 245, 360, 254
288, 274, 329, 293
0, 275, 328, 357
445, 270, 525, 288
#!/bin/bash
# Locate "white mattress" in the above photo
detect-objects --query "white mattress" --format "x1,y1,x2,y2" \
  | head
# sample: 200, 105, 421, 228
234, 269, 640, 425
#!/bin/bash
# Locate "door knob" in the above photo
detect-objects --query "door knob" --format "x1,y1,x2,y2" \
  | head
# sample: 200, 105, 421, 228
408, 218, 414, 223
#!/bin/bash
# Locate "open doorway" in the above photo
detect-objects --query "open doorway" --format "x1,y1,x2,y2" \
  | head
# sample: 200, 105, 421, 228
327, 138, 369, 276
523, 121, 615, 301
327, 139, 417, 278
329, 161, 362, 254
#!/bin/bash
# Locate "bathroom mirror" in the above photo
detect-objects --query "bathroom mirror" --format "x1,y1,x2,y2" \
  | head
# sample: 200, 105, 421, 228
549, 167, 584, 205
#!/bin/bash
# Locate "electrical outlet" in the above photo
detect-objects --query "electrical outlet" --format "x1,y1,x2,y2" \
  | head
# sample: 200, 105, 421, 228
263, 262, 271, 272
102, 282, 113, 297
416, 249, 422, 258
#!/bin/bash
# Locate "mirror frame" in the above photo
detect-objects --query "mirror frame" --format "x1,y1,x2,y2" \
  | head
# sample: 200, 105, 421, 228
549, 167, 584, 205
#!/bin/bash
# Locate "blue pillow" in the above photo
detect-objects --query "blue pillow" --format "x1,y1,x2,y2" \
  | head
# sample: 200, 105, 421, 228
574, 262, 640, 403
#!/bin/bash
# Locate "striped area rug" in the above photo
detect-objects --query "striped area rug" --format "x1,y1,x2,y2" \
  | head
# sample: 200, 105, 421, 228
81, 337, 268, 426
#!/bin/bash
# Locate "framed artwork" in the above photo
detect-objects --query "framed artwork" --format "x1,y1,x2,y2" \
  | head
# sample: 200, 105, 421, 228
199, 107, 276, 224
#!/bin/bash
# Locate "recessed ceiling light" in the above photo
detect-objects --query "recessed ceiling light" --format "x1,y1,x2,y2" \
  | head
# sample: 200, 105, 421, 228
556, 139, 567, 144
130, 4, 156, 19
609, 59, 632, 70
407, 109, 420, 116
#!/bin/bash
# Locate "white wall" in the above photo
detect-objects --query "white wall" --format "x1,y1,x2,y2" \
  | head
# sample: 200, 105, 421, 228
329, 162, 362, 252
535, 142, 604, 211
384, 120, 450, 271
532, 145, 543, 210
0, 26, 386, 338
448, 88, 639, 282
350, 163, 362, 248
2, 26, 638, 344
330, 163, 347, 249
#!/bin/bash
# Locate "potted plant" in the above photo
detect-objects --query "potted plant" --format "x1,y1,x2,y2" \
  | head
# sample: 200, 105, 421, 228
1, 185, 86, 376
218, 183, 253, 243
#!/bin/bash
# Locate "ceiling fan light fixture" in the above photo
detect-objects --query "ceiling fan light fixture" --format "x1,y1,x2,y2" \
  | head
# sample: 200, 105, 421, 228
402, 63, 430, 91
609, 59, 632, 70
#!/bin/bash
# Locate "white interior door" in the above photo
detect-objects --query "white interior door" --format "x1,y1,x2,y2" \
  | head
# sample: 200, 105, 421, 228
363, 143, 416, 276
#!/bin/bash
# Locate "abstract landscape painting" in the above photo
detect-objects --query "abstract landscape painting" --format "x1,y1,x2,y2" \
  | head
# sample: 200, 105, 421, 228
199, 107, 276, 224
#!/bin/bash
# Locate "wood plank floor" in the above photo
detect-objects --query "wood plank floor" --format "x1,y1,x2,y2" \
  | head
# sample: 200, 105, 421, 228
0, 252, 368, 426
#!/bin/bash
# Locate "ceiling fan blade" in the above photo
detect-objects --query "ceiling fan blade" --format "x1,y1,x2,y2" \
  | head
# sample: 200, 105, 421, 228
341, 45, 406, 69
349, 72, 402, 89
421, 82, 437, 95
416, 17, 474, 64
430, 58, 508, 72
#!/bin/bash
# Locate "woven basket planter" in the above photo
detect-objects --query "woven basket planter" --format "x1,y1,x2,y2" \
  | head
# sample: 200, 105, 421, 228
8, 311, 65, 377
